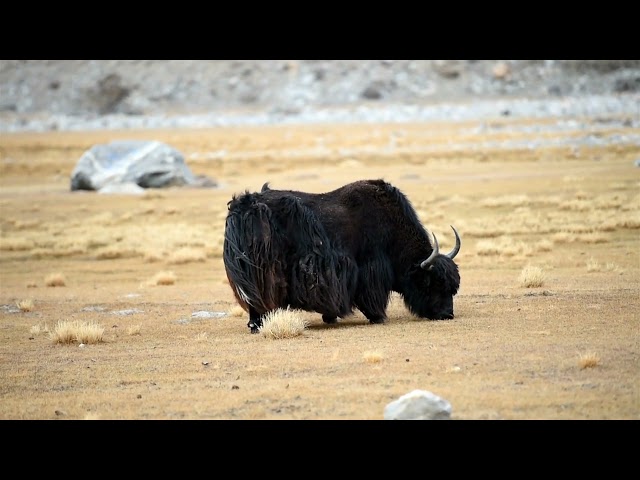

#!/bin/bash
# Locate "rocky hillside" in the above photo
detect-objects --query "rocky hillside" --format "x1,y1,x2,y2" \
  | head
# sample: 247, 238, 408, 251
1, 60, 639, 131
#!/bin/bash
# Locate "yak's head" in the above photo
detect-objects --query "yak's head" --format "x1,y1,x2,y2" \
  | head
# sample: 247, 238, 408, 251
404, 226, 461, 320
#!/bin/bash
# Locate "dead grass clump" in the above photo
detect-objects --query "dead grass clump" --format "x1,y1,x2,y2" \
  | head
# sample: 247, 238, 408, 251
16, 299, 34, 312
126, 325, 141, 336
45, 273, 66, 287
578, 233, 608, 244
552, 232, 574, 244
228, 305, 246, 317
535, 239, 554, 252
95, 246, 134, 260
259, 307, 308, 339
519, 265, 545, 288
578, 352, 600, 369
50, 320, 105, 345
605, 262, 624, 274
30, 323, 49, 335
142, 249, 165, 263
559, 200, 591, 212
26, 281, 38, 288
363, 351, 384, 363
167, 247, 207, 264
0, 237, 36, 251
586, 258, 602, 272
148, 271, 177, 286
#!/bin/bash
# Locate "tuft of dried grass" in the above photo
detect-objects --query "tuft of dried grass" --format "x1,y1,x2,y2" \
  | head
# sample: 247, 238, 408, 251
363, 351, 384, 363
578, 352, 600, 369
30, 323, 50, 335
147, 271, 177, 286
126, 325, 141, 336
228, 305, 246, 317
519, 265, 545, 288
586, 258, 601, 272
0, 237, 35, 251
26, 281, 38, 288
50, 320, 105, 345
259, 307, 308, 339
16, 299, 34, 312
45, 273, 66, 287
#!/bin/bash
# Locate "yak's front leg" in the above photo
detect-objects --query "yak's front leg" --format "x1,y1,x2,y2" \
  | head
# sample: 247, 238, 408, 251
248, 307, 264, 334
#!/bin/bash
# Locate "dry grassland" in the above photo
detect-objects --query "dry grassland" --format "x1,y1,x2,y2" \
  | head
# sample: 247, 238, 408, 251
0, 117, 638, 420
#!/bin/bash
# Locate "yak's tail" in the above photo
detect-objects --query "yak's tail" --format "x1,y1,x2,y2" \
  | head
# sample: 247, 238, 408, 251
223, 194, 284, 314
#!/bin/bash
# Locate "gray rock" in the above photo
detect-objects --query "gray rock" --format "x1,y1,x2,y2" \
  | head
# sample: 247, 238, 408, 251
70, 140, 195, 191
384, 389, 452, 420
98, 182, 146, 195
191, 311, 227, 319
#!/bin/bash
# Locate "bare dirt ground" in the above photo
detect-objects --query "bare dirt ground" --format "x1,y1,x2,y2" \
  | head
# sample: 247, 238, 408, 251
0, 117, 638, 420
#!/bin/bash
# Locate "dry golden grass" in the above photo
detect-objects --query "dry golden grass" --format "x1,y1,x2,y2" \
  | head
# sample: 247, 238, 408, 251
16, 299, 34, 312
228, 305, 246, 317
49, 320, 105, 345
578, 352, 600, 369
44, 273, 66, 287
29, 323, 49, 335
126, 325, 141, 336
363, 351, 384, 363
259, 308, 308, 339
147, 271, 177, 286
0, 122, 638, 420
519, 265, 545, 288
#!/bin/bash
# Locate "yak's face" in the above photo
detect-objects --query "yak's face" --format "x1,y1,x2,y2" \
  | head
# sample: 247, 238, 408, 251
405, 255, 460, 320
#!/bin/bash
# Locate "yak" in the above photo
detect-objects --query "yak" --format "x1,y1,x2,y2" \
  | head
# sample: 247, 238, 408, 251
223, 179, 461, 333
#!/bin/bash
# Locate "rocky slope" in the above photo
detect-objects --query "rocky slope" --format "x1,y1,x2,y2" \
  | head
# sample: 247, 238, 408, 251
1, 60, 639, 131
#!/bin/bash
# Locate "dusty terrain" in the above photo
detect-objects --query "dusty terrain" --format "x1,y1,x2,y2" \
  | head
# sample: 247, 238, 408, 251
0, 116, 638, 420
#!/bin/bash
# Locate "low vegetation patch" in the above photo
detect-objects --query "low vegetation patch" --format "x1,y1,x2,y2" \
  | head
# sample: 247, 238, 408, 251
259, 308, 308, 339
50, 320, 105, 345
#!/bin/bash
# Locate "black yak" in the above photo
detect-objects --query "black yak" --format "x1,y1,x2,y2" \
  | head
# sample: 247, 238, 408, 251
223, 179, 461, 333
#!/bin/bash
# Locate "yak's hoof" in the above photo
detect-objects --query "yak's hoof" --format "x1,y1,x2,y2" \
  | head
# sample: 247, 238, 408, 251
368, 317, 386, 324
250, 326, 260, 334
322, 315, 338, 324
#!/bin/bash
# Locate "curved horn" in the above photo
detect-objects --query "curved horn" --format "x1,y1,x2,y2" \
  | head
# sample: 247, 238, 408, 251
420, 232, 439, 269
446, 225, 461, 260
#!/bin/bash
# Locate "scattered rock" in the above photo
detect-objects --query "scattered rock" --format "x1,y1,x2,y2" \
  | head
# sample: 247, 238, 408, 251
384, 389, 452, 420
70, 140, 198, 191
191, 311, 227, 319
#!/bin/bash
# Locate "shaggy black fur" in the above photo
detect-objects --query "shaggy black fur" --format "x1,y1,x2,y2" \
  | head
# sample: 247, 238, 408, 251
223, 179, 461, 333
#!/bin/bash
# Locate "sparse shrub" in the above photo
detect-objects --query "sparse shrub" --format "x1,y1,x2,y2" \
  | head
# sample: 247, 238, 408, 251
50, 320, 104, 345
16, 299, 34, 312
363, 351, 384, 363
519, 265, 545, 288
578, 352, 600, 369
45, 273, 66, 287
259, 307, 308, 339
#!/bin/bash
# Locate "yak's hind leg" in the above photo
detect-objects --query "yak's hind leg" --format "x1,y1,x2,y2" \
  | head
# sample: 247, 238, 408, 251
248, 307, 264, 334
355, 259, 393, 325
